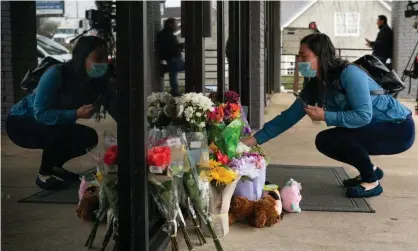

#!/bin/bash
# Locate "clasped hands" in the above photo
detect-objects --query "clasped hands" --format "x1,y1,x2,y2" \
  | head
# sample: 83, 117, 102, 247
304, 105, 325, 122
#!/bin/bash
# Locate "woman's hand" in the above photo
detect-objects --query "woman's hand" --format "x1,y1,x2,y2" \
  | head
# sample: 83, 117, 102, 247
304, 105, 325, 121
241, 136, 258, 148
77, 104, 95, 119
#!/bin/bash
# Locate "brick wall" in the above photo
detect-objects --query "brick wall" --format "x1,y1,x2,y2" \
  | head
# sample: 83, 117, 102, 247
1, 1, 13, 130
249, 1, 265, 129
1, 2, 37, 131
392, 1, 418, 99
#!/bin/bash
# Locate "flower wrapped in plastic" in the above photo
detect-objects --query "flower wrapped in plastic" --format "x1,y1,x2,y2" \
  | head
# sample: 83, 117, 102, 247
182, 132, 225, 251
148, 126, 194, 251
175, 92, 214, 132
147, 92, 176, 128
200, 158, 240, 238
84, 141, 118, 249
230, 152, 267, 201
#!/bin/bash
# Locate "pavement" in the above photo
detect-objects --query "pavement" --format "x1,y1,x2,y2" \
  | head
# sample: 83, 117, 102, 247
2, 93, 418, 251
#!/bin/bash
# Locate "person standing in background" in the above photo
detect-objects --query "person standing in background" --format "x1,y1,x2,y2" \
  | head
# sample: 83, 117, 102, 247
156, 18, 184, 97
366, 15, 393, 66
308, 21, 320, 33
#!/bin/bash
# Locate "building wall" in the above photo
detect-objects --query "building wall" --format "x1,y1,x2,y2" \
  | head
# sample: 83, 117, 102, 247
1, 1, 13, 130
288, 1, 391, 51
1, 1, 42, 131
392, 1, 418, 100
249, 1, 265, 129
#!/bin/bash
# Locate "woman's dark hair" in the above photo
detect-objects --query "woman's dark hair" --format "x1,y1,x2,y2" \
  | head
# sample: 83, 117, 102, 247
69, 36, 107, 76
300, 33, 347, 83
378, 15, 387, 24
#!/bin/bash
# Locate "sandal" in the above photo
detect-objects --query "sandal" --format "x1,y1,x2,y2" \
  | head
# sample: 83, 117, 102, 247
343, 167, 384, 187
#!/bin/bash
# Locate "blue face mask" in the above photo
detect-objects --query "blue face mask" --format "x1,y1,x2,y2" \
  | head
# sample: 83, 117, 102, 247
297, 58, 317, 78
87, 61, 108, 78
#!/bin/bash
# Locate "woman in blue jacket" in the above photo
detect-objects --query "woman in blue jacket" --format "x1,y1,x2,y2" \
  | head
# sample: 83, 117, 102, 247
6, 36, 117, 190
242, 33, 415, 198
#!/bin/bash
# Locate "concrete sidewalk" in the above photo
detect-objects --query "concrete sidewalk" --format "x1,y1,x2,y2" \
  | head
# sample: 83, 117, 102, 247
2, 93, 418, 251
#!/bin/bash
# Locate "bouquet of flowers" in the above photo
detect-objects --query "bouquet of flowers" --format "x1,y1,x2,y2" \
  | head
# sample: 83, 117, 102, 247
225, 91, 251, 136
175, 92, 214, 132
196, 143, 240, 238
148, 127, 194, 251
147, 92, 176, 128
230, 151, 267, 201
84, 133, 119, 250
183, 131, 225, 251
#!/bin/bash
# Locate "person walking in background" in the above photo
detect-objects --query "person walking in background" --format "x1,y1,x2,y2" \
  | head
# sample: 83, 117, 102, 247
366, 15, 393, 65
156, 18, 184, 97
308, 21, 320, 33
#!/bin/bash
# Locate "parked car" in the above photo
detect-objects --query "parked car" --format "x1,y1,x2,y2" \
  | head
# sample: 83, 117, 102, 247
37, 34, 72, 63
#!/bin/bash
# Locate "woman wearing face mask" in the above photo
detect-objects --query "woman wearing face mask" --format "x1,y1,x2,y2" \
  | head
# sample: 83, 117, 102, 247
242, 33, 415, 198
5, 36, 117, 190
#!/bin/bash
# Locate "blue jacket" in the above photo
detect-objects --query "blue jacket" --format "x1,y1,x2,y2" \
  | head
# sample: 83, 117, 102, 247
255, 65, 411, 144
9, 64, 117, 125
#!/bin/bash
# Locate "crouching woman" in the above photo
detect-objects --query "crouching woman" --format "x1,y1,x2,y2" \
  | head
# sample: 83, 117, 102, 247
242, 33, 415, 198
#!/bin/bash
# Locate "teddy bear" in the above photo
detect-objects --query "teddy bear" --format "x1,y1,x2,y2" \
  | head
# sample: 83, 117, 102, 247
229, 195, 280, 228
76, 186, 100, 222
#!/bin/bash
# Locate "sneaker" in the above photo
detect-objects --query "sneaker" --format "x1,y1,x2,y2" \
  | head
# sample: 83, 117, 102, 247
346, 183, 383, 198
51, 167, 80, 181
343, 167, 384, 187
36, 175, 63, 190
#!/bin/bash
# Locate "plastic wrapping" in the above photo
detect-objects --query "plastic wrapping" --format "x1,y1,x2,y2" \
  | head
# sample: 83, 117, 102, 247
148, 126, 194, 251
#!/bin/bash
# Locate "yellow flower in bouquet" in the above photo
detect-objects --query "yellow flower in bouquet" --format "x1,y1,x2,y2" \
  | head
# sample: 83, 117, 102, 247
209, 142, 219, 153
201, 161, 237, 185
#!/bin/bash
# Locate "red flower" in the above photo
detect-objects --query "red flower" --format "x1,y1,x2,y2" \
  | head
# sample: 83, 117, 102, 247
225, 91, 240, 103
147, 146, 171, 169
103, 145, 118, 165
215, 150, 229, 165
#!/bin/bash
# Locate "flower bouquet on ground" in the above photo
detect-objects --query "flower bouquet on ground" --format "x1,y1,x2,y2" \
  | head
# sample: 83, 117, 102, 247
183, 141, 223, 251
84, 137, 119, 250
148, 126, 194, 251
200, 156, 240, 238
147, 92, 176, 128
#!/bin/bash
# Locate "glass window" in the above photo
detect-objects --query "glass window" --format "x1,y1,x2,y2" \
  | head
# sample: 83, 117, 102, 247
37, 35, 70, 55
334, 12, 360, 37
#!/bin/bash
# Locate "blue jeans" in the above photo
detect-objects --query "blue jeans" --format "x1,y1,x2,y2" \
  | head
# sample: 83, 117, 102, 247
315, 115, 415, 182
167, 57, 185, 92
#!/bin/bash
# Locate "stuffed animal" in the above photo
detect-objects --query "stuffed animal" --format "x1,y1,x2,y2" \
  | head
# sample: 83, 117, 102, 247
263, 181, 283, 217
229, 195, 280, 228
78, 176, 90, 203
76, 186, 100, 222
280, 178, 302, 213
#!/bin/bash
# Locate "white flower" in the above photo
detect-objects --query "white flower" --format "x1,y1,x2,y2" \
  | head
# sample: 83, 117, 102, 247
236, 142, 251, 154
196, 112, 202, 117
199, 122, 206, 128
184, 107, 194, 118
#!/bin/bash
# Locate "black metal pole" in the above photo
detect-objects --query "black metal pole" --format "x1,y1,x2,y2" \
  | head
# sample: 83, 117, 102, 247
194, 1, 205, 93
240, 1, 250, 112
116, 2, 149, 251
217, 0, 225, 101
272, 1, 282, 93
228, 1, 241, 94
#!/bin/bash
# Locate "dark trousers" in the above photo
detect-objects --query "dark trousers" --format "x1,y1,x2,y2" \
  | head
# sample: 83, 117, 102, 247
167, 57, 185, 93
315, 115, 415, 182
6, 115, 98, 175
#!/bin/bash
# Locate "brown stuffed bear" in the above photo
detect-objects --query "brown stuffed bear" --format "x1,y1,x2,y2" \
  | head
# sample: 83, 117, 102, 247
76, 186, 100, 222
229, 195, 280, 228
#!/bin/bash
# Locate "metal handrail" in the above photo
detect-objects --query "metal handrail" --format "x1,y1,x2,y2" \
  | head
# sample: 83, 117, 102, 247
163, 47, 372, 83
